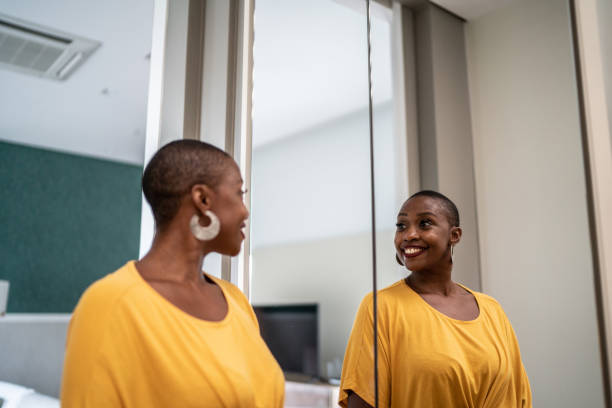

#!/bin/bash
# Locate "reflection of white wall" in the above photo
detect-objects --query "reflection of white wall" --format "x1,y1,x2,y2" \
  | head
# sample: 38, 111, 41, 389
467, 0, 605, 406
250, 0, 403, 378
252, 232, 373, 378
251, 229, 402, 377
252, 0, 391, 147
251, 103, 395, 247
250, 102, 407, 377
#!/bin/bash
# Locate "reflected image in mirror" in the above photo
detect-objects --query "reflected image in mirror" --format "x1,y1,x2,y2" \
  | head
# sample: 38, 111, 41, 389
343, 0, 607, 407
249, 0, 392, 397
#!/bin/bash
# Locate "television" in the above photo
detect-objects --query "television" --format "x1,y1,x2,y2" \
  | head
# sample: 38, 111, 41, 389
253, 304, 318, 380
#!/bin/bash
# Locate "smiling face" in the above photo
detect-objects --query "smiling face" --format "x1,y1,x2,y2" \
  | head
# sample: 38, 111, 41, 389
394, 195, 461, 273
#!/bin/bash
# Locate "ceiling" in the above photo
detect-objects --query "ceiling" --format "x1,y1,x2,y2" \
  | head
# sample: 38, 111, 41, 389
0, 0, 516, 164
0, 0, 153, 165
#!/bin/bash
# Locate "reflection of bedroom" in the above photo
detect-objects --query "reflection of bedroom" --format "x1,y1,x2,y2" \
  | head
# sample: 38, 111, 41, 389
249, 0, 405, 391
0, 0, 152, 404
1, 0, 612, 408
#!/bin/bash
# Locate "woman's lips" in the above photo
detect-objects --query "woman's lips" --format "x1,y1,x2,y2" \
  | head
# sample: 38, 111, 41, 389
403, 246, 426, 258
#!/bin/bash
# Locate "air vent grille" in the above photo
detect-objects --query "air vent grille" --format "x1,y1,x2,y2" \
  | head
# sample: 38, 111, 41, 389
0, 14, 100, 81
0, 31, 63, 72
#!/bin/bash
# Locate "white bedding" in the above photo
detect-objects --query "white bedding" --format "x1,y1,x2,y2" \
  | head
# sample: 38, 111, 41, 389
0, 382, 58, 408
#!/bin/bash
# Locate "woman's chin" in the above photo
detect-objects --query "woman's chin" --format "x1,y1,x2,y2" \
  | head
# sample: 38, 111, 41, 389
227, 241, 242, 257
404, 260, 424, 273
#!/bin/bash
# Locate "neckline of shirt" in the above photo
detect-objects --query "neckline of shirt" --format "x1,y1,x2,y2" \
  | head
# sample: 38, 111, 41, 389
401, 279, 482, 324
126, 260, 234, 327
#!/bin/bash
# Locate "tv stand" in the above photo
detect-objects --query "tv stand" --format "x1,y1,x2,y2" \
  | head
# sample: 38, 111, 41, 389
285, 380, 340, 408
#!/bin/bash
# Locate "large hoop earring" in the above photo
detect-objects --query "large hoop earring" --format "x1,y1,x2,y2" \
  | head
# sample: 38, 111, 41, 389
450, 245, 455, 262
190, 211, 220, 241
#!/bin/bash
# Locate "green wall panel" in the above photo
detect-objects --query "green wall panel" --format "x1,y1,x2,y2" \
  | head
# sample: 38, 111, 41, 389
0, 141, 142, 313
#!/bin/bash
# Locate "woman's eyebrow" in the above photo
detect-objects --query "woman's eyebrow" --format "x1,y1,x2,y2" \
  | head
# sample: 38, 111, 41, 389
417, 212, 437, 217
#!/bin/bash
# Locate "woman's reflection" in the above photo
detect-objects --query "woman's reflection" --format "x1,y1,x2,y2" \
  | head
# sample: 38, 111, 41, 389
339, 190, 532, 407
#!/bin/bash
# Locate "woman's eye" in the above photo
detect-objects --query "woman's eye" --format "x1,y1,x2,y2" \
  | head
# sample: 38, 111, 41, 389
420, 219, 432, 228
395, 223, 405, 231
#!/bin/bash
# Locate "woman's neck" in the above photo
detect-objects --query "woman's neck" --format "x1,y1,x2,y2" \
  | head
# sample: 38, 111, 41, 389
406, 265, 455, 296
136, 227, 209, 283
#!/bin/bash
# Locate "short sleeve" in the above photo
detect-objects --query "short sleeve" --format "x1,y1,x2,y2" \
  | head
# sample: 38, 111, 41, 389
501, 308, 532, 408
60, 286, 122, 407
338, 293, 391, 407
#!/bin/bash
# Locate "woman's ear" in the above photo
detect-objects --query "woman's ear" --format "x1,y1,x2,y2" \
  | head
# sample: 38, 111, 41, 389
450, 226, 462, 246
191, 184, 214, 212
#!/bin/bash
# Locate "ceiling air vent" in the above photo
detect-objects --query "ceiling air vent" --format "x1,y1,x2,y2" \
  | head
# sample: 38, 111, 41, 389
0, 13, 100, 81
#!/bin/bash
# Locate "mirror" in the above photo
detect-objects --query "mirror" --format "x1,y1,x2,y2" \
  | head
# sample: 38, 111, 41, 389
249, 0, 387, 403
0, 0, 153, 399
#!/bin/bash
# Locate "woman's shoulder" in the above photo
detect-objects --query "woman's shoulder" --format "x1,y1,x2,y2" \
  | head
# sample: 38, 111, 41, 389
463, 286, 512, 321
74, 261, 141, 315
468, 288, 504, 310
356, 279, 416, 316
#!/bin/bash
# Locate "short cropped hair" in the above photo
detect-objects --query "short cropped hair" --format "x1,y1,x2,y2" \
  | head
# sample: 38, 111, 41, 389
142, 140, 231, 229
407, 190, 460, 227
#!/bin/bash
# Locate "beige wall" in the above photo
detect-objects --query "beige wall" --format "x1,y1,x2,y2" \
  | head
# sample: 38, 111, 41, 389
414, 5, 481, 291
466, 0, 605, 406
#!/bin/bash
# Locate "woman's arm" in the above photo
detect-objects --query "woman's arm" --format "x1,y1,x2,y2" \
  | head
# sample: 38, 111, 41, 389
339, 292, 390, 407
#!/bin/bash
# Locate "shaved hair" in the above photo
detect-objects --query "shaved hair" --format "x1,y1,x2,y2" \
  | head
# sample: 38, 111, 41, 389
407, 190, 460, 227
142, 140, 232, 229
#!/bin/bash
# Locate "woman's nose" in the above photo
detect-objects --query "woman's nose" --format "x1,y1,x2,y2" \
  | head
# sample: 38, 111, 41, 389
405, 227, 419, 240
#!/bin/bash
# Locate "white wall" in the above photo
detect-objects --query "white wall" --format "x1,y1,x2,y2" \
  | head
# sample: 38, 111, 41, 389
0, 315, 70, 397
466, 0, 605, 406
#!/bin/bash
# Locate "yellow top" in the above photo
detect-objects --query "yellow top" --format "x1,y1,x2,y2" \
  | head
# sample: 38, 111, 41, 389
61, 261, 284, 408
339, 280, 531, 408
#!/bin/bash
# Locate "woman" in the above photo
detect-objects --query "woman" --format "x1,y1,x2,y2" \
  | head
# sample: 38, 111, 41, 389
339, 190, 531, 408
61, 140, 284, 407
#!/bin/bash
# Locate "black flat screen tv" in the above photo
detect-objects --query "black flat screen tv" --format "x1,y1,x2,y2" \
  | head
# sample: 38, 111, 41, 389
253, 304, 318, 380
